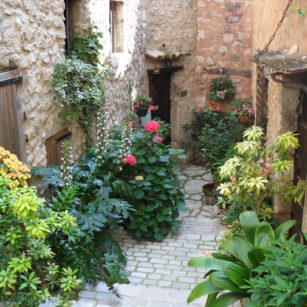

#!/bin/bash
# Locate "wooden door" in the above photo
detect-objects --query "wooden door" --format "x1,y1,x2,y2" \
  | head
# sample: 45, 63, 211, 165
149, 73, 171, 124
292, 92, 307, 238
0, 69, 23, 158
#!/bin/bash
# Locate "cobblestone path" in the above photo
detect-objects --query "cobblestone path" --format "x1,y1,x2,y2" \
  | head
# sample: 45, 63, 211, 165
42, 165, 230, 307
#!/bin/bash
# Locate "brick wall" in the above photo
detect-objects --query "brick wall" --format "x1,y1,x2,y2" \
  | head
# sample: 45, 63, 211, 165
194, 0, 253, 110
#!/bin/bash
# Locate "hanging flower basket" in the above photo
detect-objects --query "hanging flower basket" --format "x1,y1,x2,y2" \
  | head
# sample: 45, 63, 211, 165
136, 107, 148, 117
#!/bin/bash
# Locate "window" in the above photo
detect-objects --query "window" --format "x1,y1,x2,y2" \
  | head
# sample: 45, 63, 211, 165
64, 0, 74, 54
110, 0, 124, 53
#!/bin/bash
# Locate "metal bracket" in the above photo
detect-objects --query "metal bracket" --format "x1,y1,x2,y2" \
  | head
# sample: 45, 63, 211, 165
0, 76, 23, 87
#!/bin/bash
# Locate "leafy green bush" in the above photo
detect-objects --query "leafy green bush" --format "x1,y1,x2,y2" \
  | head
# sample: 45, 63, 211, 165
187, 211, 296, 307
184, 108, 245, 174
0, 175, 81, 306
32, 162, 130, 288
218, 126, 307, 224
116, 128, 185, 241
245, 236, 307, 307
87, 121, 186, 241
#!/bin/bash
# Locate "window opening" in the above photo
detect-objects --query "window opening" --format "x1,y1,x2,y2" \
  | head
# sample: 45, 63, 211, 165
110, 1, 124, 53
64, 0, 74, 54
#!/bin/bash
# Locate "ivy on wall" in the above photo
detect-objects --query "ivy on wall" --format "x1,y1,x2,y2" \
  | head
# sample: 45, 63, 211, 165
52, 24, 105, 145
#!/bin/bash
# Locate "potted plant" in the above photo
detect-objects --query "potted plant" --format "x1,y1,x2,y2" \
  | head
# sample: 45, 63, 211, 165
217, 126, 307, 222
133, 95, 154, 117
209, 76, 235, 101
231, 98, 254, 126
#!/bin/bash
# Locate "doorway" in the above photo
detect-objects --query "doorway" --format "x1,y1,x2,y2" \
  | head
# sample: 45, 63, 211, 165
149, 72, 171, 144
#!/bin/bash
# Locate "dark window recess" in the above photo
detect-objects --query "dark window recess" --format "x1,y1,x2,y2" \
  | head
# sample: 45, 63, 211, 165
45, 128, 72, 166
64, 0, 74, 54
255, 65, 269, 135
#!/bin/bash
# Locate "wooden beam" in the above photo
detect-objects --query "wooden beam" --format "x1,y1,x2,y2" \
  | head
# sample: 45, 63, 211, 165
203, 67, 251, 78
0, 69, 22, 87
147, 66, 183, 76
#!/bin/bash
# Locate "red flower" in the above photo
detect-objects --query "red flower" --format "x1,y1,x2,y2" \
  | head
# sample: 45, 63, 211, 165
33, 212, 38, 217
154, 136, 163, 143
148, 105, 155, 111
124, 154, 136, 166
144, 120, 160, 133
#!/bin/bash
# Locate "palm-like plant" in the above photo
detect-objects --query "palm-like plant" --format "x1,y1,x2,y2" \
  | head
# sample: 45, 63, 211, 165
187, 211, 296, 307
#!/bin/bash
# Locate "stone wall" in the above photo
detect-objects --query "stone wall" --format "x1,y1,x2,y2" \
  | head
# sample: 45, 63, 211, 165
195, 0, 253, 110
252, 0, 307, 222
74, 0, 147, 126
145, 0, 198, 147
0, 0, 84, 166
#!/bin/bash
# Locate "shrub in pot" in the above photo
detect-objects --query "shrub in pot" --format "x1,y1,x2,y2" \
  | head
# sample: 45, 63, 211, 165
218, 126, 307, 224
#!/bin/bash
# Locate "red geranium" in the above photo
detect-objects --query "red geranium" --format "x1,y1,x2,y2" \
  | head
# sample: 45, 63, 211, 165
124, 154, 136, 166
144, 120, 160, 133
154, 136, 163, 143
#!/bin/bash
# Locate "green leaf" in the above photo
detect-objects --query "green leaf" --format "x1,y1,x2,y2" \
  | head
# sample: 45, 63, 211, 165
209, 271, 244, 293
148, 156, 157, 163
188, 280, 221, 303
188, 256, 230, 271
134, 190, 144, 199
222, 262, 250, 287
239, 211, 259, 244
254, 222, 274, 248
274, 220, 296, 239
208, 293, 246, 307
247, 247, 266, 268
220, 236, 253, 269
205, 292, 218, 307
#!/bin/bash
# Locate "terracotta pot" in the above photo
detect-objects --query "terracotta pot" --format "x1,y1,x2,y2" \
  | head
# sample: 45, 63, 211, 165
213, 176, 220, 189
239, 113, 254, 126
136, 107, 148, 117
202, 183, 215, 196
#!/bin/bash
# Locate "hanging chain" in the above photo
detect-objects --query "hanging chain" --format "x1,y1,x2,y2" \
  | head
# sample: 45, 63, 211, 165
254, 0, 293, 61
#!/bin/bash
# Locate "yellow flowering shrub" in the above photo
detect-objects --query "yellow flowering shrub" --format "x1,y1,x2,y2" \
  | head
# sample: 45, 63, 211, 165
0, 146, 30, 188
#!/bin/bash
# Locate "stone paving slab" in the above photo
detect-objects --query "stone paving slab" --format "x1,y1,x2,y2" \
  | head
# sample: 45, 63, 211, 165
40, 165, 228, 307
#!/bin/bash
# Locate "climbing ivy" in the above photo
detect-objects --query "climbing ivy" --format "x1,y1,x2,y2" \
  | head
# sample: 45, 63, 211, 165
52, 24, 105, 145
291, 3, 307, 17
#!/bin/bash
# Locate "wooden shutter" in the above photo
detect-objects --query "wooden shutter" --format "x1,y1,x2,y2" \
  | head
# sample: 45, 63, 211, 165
0, 69, 23, 159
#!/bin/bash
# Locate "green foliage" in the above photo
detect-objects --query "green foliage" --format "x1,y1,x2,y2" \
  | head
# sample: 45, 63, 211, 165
52, 24, 105, 144
185, 108, 245, 174
35, 163, 130, 287
291, 3, 307, 17
0, 175, 81, 306
153, 117, 171, 139
208, 76, 235, 101
187, 211, 296, 307
70, 24, 103, 66
244, 236, 307, 307
218, 126, 307, 224
91, 123, 186, 241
